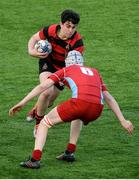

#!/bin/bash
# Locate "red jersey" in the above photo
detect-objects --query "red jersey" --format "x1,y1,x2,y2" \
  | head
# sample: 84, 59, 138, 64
39, 24, 84, 70
49, 65, 107, 105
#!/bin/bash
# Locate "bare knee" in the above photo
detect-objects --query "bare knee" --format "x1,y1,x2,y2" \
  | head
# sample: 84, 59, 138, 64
40, 86, 59, 103
40, 90, 50, 99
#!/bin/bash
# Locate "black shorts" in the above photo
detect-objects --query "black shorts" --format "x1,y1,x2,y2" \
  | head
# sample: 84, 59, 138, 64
39, 58, 64, 91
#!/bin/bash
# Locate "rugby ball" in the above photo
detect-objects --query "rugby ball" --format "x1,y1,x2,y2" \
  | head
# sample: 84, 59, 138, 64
35, 40, 52, 53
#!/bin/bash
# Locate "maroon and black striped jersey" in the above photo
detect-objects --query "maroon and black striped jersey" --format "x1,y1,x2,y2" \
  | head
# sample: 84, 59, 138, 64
39, 24, 84, 70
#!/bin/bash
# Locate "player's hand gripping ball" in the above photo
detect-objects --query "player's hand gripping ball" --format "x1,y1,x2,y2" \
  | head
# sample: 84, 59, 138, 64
35, 40, 52, 53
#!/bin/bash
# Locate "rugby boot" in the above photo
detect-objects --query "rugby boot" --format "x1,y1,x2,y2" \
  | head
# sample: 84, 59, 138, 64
56, 150, 75, 162
20, 157, 40, 169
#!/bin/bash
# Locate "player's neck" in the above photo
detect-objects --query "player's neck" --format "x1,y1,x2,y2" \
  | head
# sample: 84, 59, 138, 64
57, 30, 68, 40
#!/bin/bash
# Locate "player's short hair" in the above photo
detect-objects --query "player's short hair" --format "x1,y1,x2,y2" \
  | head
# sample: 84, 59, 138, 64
61, 9, 80, 24
65, 50, 84, 67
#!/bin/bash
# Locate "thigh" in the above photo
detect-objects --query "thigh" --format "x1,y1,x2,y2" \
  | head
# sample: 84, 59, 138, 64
39, 72, 60, 103
39, 71, 52, 83
57, 99, 81, 122
57, 99, 103, 125
39, 58, 56, 74
39, 66, 64, 91
82, 103, 104, 125
46, 107, 63, 125
38, 60, 63, 101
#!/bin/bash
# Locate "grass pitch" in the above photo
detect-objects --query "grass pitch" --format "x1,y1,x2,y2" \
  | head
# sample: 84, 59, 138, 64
0, 0, 139, 178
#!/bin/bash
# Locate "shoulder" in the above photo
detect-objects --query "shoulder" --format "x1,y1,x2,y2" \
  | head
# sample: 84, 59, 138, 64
71, 31, 82, 40
47, 24, 58, 31
47, 24, 58, 36
42, 24, 58, 39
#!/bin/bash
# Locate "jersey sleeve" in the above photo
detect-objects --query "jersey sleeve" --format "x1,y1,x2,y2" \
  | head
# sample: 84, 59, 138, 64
100, 75, 107, 91
73, 39, 84, 53
48, 68, 65, 83
71, 33, 84, 53
39, 26, 49, 40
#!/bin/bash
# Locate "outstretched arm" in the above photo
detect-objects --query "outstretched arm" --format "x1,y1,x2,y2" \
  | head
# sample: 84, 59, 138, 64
9, 78, 54, 116
103, 91, 134, 134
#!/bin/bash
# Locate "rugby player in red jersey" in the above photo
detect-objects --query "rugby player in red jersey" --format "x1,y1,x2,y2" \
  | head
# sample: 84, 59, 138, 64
27, 9, 84, 158
9, 51, 134, 169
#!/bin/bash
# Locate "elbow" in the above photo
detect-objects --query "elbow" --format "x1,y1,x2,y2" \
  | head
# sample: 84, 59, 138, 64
27, 42, 33, 56
28, 48, 32, 55
107, 95, 114, 103
28, 34, 38, 56
104, 91, 115, 104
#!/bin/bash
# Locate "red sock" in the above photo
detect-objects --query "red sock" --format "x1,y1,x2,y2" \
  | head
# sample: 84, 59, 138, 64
67, 143, 76, 153
32, 149, 42, 161
35, 113, 44, 125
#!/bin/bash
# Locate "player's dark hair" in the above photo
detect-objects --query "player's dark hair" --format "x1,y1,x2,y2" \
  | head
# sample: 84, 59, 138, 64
61, 9, 80, 24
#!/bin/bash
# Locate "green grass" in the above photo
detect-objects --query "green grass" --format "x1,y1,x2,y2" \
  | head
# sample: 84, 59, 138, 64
0, 0, 139, 178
